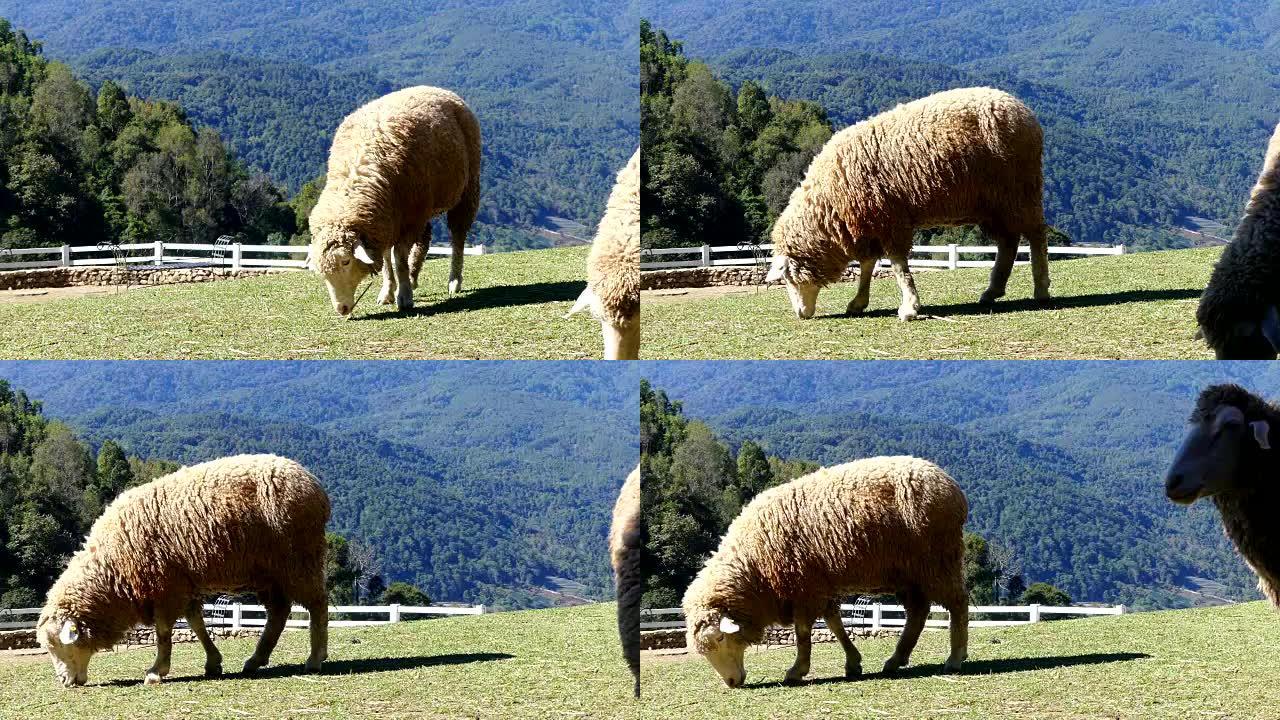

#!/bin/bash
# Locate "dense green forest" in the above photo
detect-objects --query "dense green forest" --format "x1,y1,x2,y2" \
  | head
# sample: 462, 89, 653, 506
643, 2, 1280, 250
640, 380, 1069, 610
0, 21, 299, 251
0, 362, 639, 610
1, 1, 639, 251
642, 362, 1280, 610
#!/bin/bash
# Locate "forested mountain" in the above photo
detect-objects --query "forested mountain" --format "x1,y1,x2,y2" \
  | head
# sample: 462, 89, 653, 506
0, 362, 639, 610
643, 2, 1280, 250
642, 362, 1280, 609
0, 1, 639, 250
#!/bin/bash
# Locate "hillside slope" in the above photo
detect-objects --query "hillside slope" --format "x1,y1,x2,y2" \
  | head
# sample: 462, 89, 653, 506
641, 602, 1280, 720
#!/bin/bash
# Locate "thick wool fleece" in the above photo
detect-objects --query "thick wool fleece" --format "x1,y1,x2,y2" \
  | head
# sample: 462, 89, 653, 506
772, 87, 1045, 286
38, 454, 330, 650
683, 456, 968, 644
1197, 122, 1280, 357
1191, 384, 1280, 604
309, 86, 481, 274
587, 149, 640, 327
610, 466, 641, 695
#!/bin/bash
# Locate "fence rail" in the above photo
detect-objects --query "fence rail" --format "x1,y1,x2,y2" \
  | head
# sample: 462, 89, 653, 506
640, 603, 1125, 632
0, 603, 484, 631
0, 241, 487, 272
640, 243, 1125, 271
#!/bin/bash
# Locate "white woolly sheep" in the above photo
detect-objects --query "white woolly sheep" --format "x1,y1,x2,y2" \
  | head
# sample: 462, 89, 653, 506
1196, 122, 1280, 359
765, 87, 1048, 321
568, 149, 640, 359
610, 465, 641, 696
37, 454, 330, 687
683, 456, 969, 688
1166, 384, 1280, 604
309, 86, 482, 316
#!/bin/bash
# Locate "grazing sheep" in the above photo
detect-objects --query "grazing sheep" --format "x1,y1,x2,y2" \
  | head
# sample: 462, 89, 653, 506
1166, 384, 1280, 604
308, 86, 482, 316
37, 454, 330, 687
610, 465, 641, 696
765, 87, 1048, 321
683, 456, 969, 688
1196, 122, 1280, 359
568, 149, 640, 359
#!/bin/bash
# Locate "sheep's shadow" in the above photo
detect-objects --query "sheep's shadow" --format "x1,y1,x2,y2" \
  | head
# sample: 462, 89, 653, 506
741, 651, 1151, 689
96, 651, 514, 687
350, 281, 585, 320
812, 288, 1202, 320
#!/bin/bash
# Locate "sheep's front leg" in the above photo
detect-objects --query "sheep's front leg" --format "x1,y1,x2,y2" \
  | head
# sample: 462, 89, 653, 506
145, 616, 174, 685
377, 248, 396, 305
824, 604, 862, 678
846, 259, 877, 315
391, 242, 414, 312
888, 254, 921, 321
884, 589, 929, 672
187, 604, 223, 678
784, 617, 812, 684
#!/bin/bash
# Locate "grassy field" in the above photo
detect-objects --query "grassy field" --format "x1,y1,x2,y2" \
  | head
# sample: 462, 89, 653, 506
0, 247, 602, 360
643, 247, 1221, 359
0, 603, 634, 720
640, 602, 1280, 720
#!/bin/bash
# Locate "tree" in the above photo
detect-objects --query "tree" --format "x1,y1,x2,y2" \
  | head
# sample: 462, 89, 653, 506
84, 440, 134, 520
963, 532, 1000, 605
735, 440, 773, 502
380, 581, 431, 607
325, 532, 360, 604
1021, 582, 1072, 607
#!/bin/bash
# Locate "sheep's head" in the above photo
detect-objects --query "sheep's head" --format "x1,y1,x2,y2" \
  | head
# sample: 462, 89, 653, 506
1200, 303, 1280, 360
308, 224, 379, 316
765, 255, 819, 319
1166, 385, 1272, 503
37, 616, 93, 687
686, 609, 750, 688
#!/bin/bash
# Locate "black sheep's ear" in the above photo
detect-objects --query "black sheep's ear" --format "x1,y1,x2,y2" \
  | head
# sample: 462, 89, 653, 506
1252, 420, 1271, 450
1261, 305, 1280, 353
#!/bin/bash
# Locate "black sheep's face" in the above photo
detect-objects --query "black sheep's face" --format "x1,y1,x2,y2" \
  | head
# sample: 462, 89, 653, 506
1165, 404, 1270, 503
1204, 306, 1280, 360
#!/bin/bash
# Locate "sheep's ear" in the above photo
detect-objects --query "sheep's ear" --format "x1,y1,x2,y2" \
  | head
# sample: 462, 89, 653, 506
353, 242, 376, 266
1252, 419, 1271, 450
1261, 306, 1280, 353
565, 286, 596, 319
59, 620, 79, 645
719, 616, 741, 635
764, 255, 787, 283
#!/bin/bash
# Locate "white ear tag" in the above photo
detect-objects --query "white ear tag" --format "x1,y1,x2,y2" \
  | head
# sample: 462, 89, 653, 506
1252, 420, 1271, 450
59, 620, 79, 644
719, 616, 740, 634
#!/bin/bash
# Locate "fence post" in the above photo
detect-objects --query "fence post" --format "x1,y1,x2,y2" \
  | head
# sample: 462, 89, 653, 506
948, 244, 959, 270
231, 603, 242, 631
871, 603, 882, 631
1115, 244, 1126, 255
389, 604, 401, 623
61, 245, 71, 267
1116, 605, 1127, 615
477, 605, 486, 614
232, 243, 243, 271
475, 245, 487, 256
1029, 604, 1041, 623
153, 240, 164, 266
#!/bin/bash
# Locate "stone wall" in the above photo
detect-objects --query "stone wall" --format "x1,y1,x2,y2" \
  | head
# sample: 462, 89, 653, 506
641, 265, 882, 291
641, 625, 898, 652
0, 266, 281, 292
0, 630, 35, 651
0, 626, 263, 652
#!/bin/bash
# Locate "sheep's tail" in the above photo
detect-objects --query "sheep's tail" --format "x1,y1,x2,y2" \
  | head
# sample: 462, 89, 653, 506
565, 286, 596, 319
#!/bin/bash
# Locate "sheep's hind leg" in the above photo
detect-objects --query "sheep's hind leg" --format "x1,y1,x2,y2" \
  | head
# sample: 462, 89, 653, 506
824, 603, 862, 678
243, 589, 289, 673
299, 590, 328, 673
784, 616, 813, 684
408, 223, 430, 289
884, 588, 929, 673
980, 224, 1017, 305
938, 582, 969, 673
187, 602, 223, 678
446, 187, 478, 295
145, 615, 174, 685
846, 259, 877, 315
391, 241, 414, 312
377, 247, 396, 305
888, 254, 921, 321
1028, 223, 1051, 301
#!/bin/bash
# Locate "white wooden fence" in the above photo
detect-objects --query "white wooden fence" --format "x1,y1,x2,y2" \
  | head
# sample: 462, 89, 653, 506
0, 603, 484, 631
641, 603, 1125, 632
0, 241, 487, 272
640, 243, 1125, 271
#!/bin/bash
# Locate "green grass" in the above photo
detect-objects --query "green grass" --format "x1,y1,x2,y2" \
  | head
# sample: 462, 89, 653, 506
640, 602, 1280, 720
644, 247, 1221, 359
0, 603, 634, 720
0, 247, 602, 360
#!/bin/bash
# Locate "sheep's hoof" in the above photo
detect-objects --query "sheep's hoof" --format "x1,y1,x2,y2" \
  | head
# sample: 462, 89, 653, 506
882, 657, 906, 674
377, 292, 395, 305
845, 664, 863, 679
144, 672, 162, 686
1034, 291, 1052, 303
978, 291, 1001, 305
304, 657, 326, 673
205, 663, 222, 678
782, 672, 806, 686
242, 658, 265, 674
898, 309, 919, 322
448, 278, 463, 295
